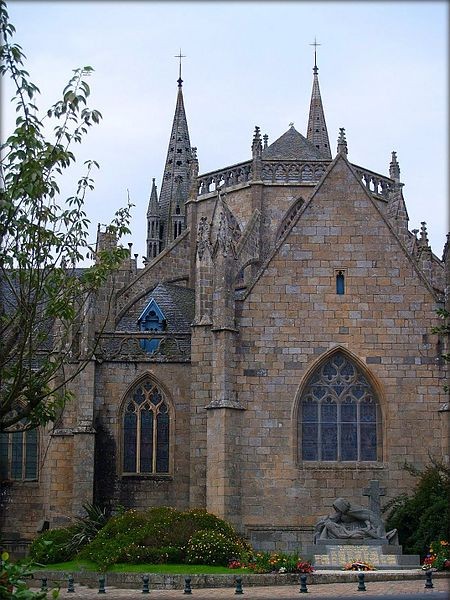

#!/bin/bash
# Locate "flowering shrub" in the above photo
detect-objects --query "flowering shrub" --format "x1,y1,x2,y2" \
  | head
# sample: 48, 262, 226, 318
343, 560, 376, 571
243, 552, 313, 574
228, 559, 243, 569
79, 506, 250, 570
421, 540, 450, 571
185, 530, 245, 566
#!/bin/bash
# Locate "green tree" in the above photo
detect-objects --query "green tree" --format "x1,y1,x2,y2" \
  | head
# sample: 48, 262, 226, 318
0, 0, 132, 432
384, 460, 450, 557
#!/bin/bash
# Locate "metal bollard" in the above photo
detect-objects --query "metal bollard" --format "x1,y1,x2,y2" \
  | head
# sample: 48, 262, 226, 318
142, 574, 150, 594
425, 569, 434, 589
299, 574, 308, 593
67, 574, 75, 593
357, 572, 366, 591
235, 576, 243, 594
98, 574, 106, 594
40, 577, 48, 592
184, 577, 192, 594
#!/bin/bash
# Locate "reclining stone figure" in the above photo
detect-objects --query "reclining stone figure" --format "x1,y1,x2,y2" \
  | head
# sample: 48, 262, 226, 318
314, 497, 398, 544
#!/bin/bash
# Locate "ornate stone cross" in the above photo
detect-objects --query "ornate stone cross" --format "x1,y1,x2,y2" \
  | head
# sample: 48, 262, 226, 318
363, 479, 386, 517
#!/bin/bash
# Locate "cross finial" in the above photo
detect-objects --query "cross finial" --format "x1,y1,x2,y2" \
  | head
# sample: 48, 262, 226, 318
363, 480, 386, 518
310, 37, 321, 73
175, 48, 186, 87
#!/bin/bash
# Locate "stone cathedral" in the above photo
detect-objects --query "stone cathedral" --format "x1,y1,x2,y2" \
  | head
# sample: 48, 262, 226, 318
1, 58, 449, 555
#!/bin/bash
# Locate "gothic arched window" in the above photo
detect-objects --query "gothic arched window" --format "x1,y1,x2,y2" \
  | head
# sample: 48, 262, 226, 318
299, 352, 380, 462
122, 380, 170, 475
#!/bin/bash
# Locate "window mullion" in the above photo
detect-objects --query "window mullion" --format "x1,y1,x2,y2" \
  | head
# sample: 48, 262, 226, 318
356, 401, 361, 461
337, 401, 341, 461
152, 407, 157, 473
136, 406, 141, 474
317, 401, 322, 461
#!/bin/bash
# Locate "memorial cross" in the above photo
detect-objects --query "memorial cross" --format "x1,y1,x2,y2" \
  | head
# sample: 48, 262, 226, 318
363, 479, 386, 517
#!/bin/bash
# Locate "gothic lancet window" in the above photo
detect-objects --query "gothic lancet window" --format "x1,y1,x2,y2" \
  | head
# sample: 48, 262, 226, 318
299, 352, 380, 462
0, 428, 38, 480
122, 380, 170, 475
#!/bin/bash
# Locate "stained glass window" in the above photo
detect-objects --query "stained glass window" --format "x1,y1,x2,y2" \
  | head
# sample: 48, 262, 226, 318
122, 380, 170, 474
299, 352, 380, 462
0, 428, 39, 480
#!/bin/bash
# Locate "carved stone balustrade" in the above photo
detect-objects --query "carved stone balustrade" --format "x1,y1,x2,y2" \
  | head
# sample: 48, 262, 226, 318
196, 158, 394, 200
95, 332, 191, 362
261, 160, 328, 183
353, 164, 394, 199
197, 161, 252, 195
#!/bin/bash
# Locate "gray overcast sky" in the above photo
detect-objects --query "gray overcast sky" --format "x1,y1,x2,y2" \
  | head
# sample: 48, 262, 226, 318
2, 1, 448, 264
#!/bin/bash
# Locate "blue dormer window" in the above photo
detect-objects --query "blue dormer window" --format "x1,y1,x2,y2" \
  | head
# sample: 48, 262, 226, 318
138, 299, 166, 353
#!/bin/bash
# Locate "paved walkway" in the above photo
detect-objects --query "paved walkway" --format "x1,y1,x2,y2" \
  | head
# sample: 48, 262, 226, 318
31, 577, 449, 599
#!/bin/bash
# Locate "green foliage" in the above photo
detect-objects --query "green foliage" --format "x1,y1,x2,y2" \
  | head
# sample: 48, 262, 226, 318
0, 0, 132, 432
426, 540, 450, 571
60, 503, 110, 557
28, 503, 110, 565
243, 551, 312, 574
432, 308, 450, 391
79, 507, 250, 571
185, 530, 245, 566
0, 551, 58, 598
28, 526, 78, 565
384, 460, 450, 557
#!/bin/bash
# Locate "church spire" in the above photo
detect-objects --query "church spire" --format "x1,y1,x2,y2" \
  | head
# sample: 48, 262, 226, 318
146, 178, 161, 260
158, 56, 193, 250
306, 39, 331, 160
147, 178, 159, 217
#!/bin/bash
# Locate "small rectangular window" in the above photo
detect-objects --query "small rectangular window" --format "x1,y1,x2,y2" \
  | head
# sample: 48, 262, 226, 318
336, 270, 345, 295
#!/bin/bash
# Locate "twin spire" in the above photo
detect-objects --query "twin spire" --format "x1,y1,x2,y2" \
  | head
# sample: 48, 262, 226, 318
146, 44, 333, 261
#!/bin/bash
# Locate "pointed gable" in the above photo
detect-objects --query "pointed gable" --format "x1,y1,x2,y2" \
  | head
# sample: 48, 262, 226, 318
262, 126, 326, 161
138, 298, 166, 329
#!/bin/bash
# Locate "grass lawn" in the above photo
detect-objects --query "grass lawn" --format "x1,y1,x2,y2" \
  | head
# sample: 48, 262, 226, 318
32, 560, 249, 574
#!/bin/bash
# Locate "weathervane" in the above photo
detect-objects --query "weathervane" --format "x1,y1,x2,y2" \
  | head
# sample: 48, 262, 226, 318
175, 48, 186, 87
309, 37, 321, 72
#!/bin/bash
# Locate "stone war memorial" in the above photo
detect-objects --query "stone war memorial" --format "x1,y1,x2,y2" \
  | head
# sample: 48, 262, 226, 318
1, 45, 449, 563
310, 480, 419, 569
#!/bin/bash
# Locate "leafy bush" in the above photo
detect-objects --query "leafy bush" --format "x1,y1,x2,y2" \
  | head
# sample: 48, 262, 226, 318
62, 503, 110, 557
80, 506, 250, 570
185, 530, 245, 566
0, 551, 50, 599
28, 526, 78, 564
79, 509, 151, 570
384, 461, 450, 557
28, 503, 110, 565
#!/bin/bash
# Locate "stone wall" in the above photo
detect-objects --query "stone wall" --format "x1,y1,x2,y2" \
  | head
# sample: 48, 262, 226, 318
229, 156, 444, 544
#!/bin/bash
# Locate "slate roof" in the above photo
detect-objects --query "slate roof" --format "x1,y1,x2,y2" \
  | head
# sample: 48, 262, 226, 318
117, 283, 195, 333
262, 126, 328, 161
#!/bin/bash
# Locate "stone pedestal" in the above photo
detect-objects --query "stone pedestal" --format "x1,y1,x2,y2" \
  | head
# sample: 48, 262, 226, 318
308, 540, 420, 570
